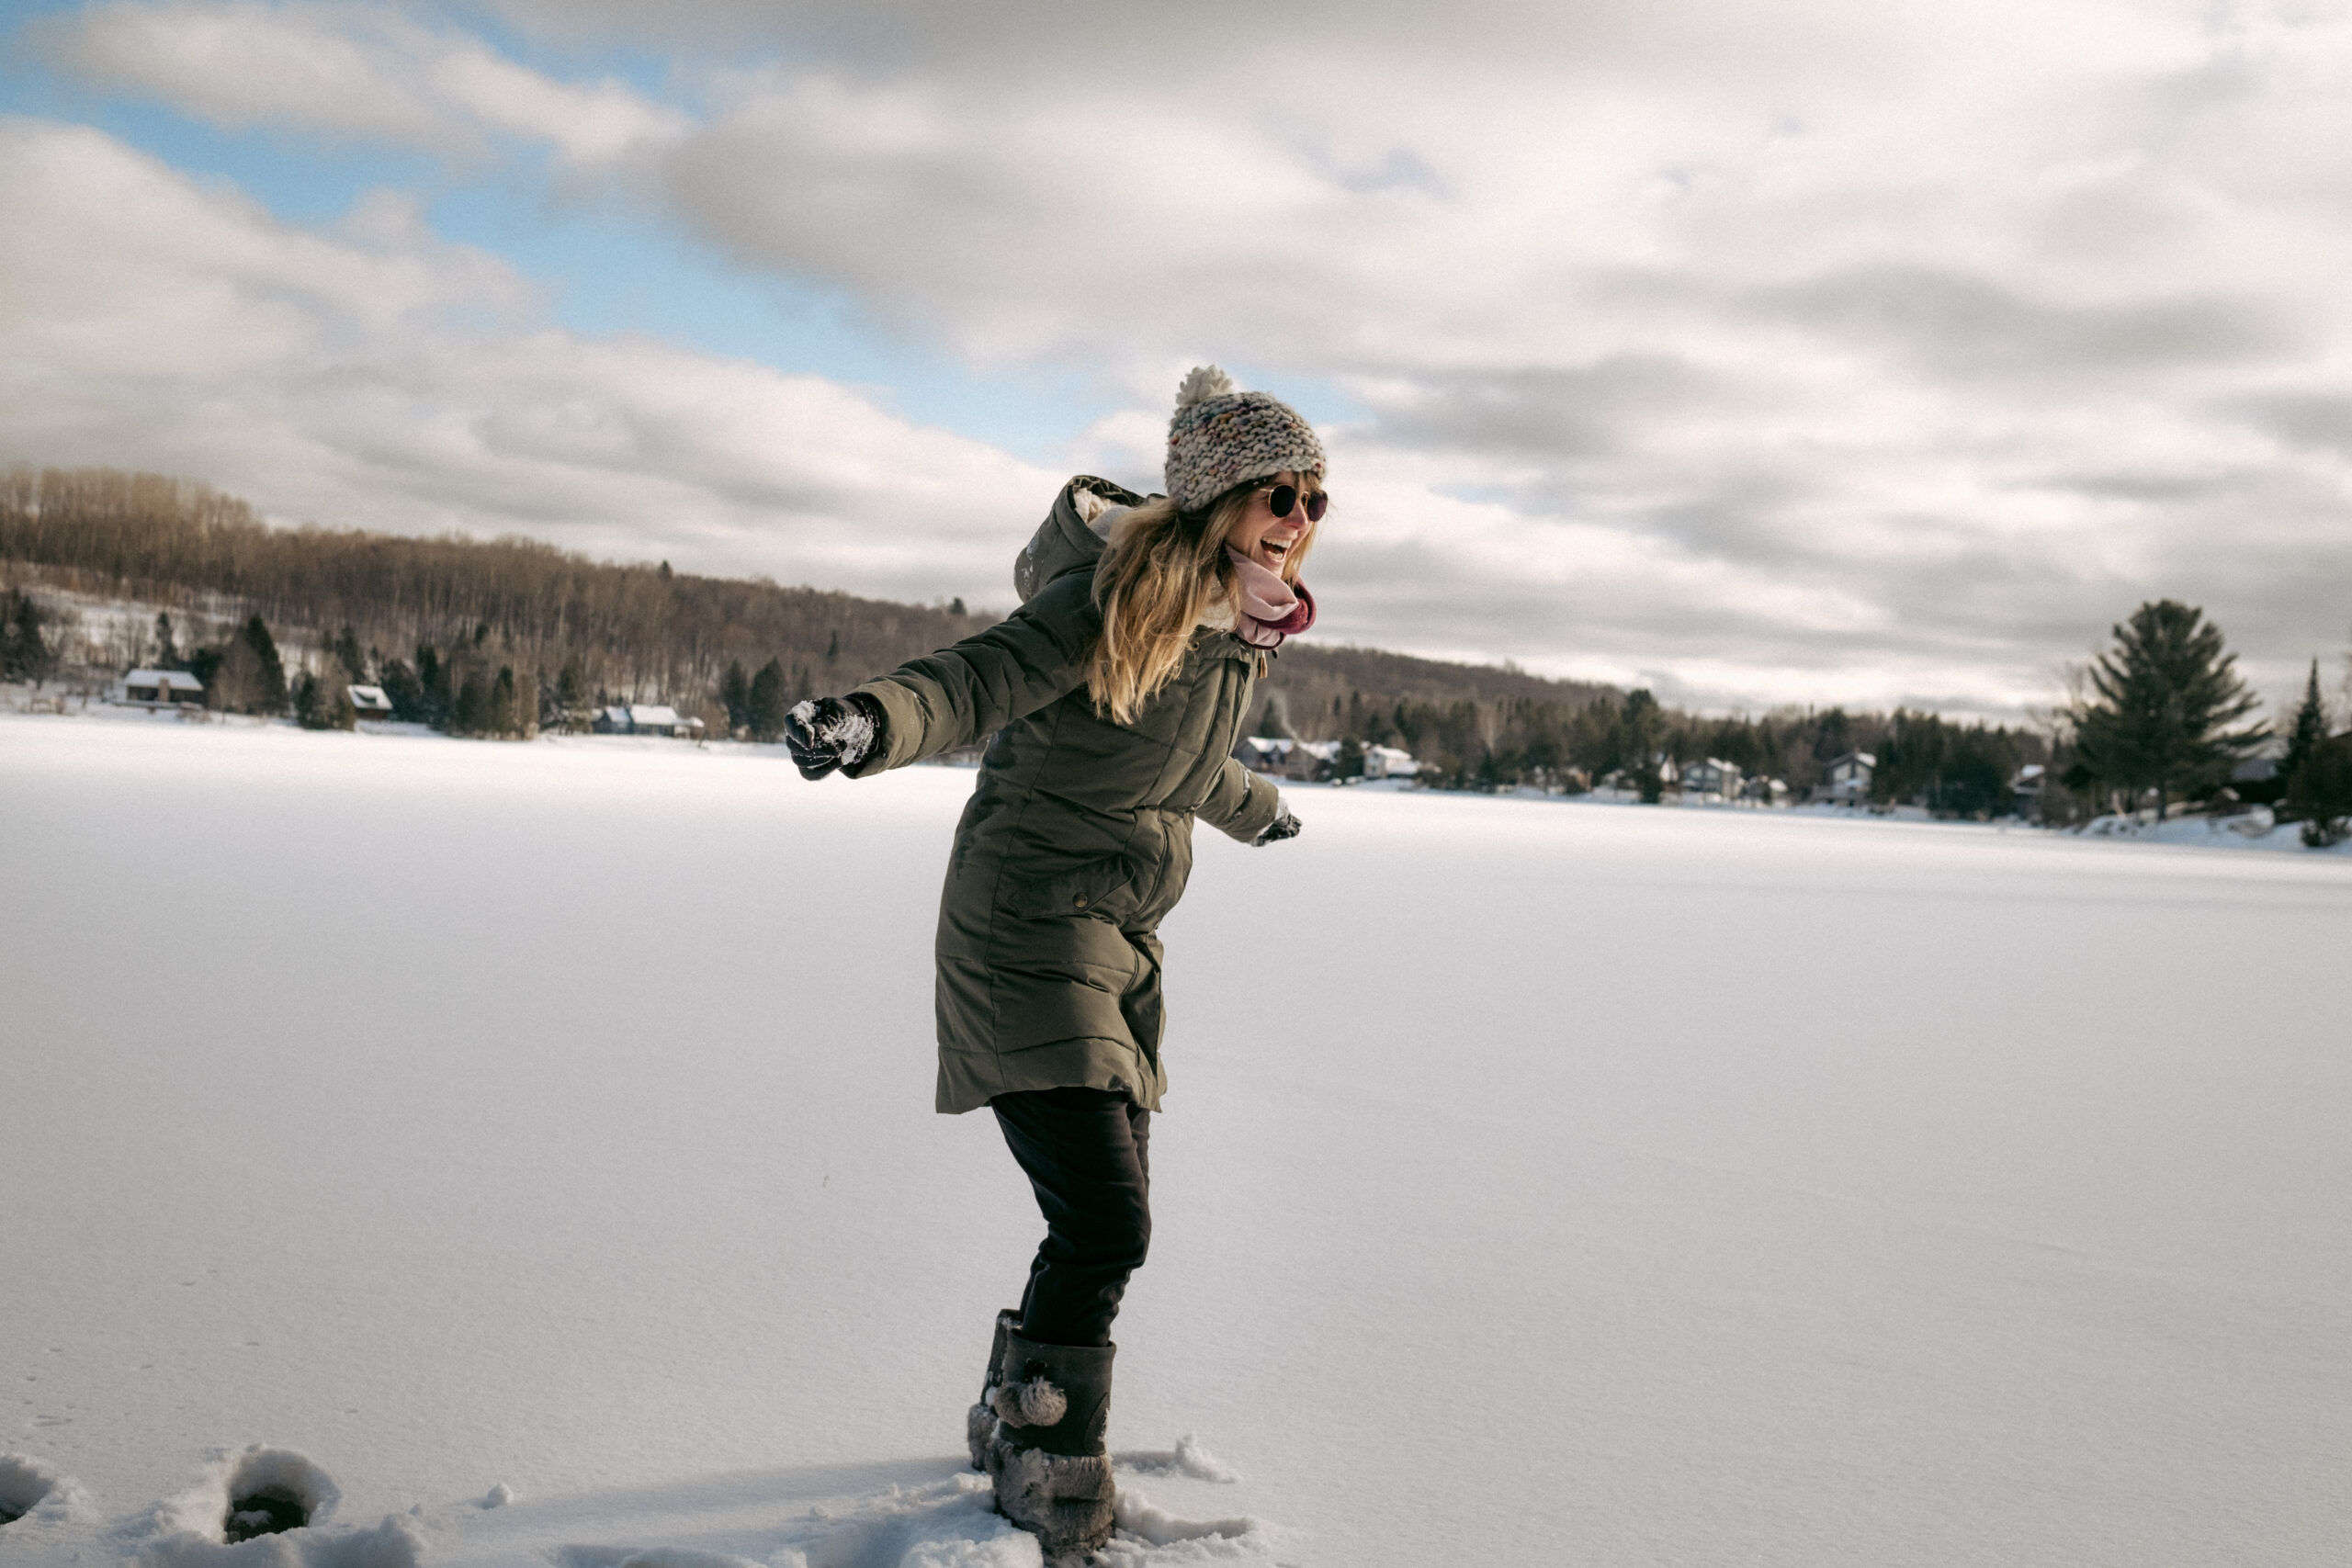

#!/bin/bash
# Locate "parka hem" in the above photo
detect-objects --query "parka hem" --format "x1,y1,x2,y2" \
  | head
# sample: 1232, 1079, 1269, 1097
937, 1036, 1163, 1116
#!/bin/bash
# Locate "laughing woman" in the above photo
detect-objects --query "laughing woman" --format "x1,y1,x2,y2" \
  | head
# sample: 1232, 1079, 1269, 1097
784, 367, 1324, 1556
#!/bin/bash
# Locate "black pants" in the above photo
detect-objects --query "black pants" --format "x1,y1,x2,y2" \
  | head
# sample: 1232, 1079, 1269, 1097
991, 1087, 1151, 1348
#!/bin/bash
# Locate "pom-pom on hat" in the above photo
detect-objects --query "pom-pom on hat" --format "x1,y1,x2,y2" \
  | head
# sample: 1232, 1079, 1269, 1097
1163, 366, 1326, 513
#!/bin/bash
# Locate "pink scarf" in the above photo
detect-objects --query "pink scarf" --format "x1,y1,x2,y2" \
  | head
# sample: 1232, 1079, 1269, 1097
1227, 547, 1317, 649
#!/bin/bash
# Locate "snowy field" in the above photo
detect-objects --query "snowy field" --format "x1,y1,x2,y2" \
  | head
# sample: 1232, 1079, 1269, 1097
5, 715, 2350, 1567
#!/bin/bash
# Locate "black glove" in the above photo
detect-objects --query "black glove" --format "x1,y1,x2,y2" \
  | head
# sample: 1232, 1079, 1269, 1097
785, 694, 882, 781
1254, 804, 1302, 846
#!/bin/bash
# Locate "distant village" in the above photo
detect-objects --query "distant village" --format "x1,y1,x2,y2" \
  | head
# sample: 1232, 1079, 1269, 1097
85, 660, 2290, 828
6, 464, 2346, 846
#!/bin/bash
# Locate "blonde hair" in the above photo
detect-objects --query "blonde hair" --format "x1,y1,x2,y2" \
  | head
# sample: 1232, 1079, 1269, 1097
1086, 477, 1320, 724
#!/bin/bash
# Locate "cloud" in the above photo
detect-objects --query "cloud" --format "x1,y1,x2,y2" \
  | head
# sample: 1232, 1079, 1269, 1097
34, 2, 686, 164
18, 0, 2352, 718
0, 118, 1057, 605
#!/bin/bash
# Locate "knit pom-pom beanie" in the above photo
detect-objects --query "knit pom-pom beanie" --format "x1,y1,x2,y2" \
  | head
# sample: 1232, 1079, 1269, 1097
1163, 365, 1326, 513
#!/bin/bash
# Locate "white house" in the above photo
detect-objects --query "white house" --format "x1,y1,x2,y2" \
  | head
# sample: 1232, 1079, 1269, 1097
1363, 744, 1419, 780
1818, 750, 1876, 805
1681, 757, 1744, 800
1235, 736, 1292, 773
2010, 762, 2047, 816
1285, 739, 1342, 782
121, 669, 204, 706
592, 704, 700, 737
347, 684, 396, 718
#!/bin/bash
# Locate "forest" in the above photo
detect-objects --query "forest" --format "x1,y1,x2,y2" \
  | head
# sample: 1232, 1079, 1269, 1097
11, 462, 2335, 831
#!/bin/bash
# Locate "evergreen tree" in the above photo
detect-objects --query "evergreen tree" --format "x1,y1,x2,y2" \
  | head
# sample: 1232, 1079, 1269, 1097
1, 592, 51, 682
417, 645, 452, 727
239, 614, 288, 715
379, 657, 424, 721
2285, 738, 2352, 848
329, 626, 368, 684
294, 670, 356, 730
720, 660, 752, 735
2282, 660, 2329, 784
153, 612, 179, 668
747, 657, 791, 741
2064, 600, 2266, 820
556, 659, 588, 716
1616, 688, 1665, 800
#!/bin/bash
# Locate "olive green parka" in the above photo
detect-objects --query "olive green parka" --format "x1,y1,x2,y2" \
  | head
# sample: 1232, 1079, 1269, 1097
844, 476, 1286, 1114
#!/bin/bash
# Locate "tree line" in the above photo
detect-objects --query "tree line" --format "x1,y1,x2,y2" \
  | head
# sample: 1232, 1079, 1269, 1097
0, 463, 1623, 739
6, 464, 2345, 840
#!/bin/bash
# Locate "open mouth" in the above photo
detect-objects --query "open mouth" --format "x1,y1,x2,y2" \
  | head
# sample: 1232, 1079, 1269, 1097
1259, 535, 1295, 565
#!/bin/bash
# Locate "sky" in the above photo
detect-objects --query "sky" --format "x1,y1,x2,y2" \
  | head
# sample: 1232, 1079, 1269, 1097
2, 0, 2347, 721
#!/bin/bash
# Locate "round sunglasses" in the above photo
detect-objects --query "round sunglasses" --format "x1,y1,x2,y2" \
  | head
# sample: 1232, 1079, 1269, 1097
1261, 482, 1329, 523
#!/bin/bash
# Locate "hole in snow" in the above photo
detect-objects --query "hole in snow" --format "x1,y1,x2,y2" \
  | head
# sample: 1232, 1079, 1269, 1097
224, 1485, 309, 1542
0, 1455, 58, 1525
213, 1448, 336, 1543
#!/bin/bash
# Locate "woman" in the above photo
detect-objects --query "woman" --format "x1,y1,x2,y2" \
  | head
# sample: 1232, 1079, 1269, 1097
784, 366, 1324, 1557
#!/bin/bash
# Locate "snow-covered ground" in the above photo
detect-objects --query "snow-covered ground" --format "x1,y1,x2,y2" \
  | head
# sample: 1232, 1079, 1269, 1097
5, 716, 2350, 1567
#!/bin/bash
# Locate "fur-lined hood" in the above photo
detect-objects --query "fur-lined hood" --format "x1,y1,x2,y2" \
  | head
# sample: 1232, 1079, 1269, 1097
1012, 475, 1148, 604
1012, 474, 1243, 634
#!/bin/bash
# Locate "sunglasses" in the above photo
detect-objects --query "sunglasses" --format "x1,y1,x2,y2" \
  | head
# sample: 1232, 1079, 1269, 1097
1261, 482, 1329, 523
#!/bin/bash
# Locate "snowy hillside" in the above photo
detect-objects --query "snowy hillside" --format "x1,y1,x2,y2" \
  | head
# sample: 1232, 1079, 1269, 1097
4, 717, 2349, 1566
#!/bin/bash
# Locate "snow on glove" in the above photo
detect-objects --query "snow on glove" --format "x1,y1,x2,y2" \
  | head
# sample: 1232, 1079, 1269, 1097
785, 694, 881, 781
1253, 805, 1302, 847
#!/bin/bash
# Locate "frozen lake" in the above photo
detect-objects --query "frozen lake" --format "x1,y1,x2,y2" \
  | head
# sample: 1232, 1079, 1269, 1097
5, 716, 2349, 1566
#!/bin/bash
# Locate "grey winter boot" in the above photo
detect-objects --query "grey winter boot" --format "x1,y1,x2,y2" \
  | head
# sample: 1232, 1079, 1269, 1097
967, 1308, 1020, 1470
982, 1329, 1116, 1561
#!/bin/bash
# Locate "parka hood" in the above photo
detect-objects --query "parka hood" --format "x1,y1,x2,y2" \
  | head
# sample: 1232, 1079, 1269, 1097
1014, 475, 1151, 604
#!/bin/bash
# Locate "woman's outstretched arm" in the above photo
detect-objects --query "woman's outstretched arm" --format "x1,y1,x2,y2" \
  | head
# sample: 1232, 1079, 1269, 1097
836, 570, 1102, 777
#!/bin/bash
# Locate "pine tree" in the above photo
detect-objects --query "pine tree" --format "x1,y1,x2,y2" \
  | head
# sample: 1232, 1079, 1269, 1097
330, 626, 368, 684
2064, 600, 2266, 820
720, 660, 752, 735
294, 670, 356, 730
2286, 738, 2352, 848
153, 612, 179, 669
1, 592, 51, 682
2282, 660, 2329, 784
556, 659, 587, 716
240, 615, 288, 715
379, 658, 424, 721
417, 645, 451, 727
747, 658, 791, 741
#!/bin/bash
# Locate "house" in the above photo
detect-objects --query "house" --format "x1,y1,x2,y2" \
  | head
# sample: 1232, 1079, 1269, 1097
592, 704, 703, 738
1285, 739, 1342, 782
1600, 754, 1679, 794
2011, 762, 2046, 816
1234, 736, 1292, 773
121, 669, 204, 706
347, 684, 396, 718
1680, 757, 1744, 800
1363, 744, 1419, 780
1816, 750, 1876, 805
1740, 775, 1790, 806
2227, 739, 2290, 805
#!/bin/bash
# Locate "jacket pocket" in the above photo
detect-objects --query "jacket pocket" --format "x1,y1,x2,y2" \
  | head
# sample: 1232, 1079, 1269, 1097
1007, 854, 1142, 922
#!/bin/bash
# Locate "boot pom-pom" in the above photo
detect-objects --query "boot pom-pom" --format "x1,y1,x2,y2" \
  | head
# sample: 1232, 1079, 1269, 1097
1175, 365, 1235, 409
991, 1375, 1069, 1428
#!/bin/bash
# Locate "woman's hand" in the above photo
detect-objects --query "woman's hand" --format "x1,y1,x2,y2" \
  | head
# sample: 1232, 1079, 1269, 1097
1253, 805, 1302, 846
785, 695, 882, 780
